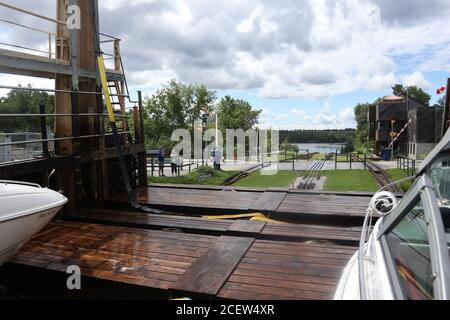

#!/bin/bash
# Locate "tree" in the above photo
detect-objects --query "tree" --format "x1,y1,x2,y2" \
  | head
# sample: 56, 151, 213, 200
434, 96, 445, 108
142, 80, 217, 151
0, 86, 54, 134
217, 96, 261, 131
354, 102, 372, 150
391, 84, 431, 106
341, 136, 355, 153
279, 129, 355, 143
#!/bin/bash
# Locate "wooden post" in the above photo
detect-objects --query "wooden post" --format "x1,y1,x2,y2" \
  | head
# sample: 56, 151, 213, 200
138, 91, 147, 186
133, 106, 141, 142
335, 151, 337, 170
350, 153, 352, 170
151, 158, 154, 176
55, 0, 75, 210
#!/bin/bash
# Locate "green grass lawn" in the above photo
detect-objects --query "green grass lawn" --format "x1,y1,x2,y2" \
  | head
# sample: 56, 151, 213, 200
233, 170, 303, 188
310, 153, 348, 161
310, 153, 324, 160
148, 167, 239, 186
322, 169, 379, 192
386, 168, 413, 192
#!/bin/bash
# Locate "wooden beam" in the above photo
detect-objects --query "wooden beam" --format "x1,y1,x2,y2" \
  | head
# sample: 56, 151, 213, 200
0, 156, 73, 179
55, 0, 75, 210
250, 191, 287, 212
170, 236, 254, 297
0, 48, 123, 80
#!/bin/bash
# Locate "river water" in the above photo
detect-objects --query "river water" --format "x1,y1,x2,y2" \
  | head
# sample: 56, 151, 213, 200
294, 143, 345, 154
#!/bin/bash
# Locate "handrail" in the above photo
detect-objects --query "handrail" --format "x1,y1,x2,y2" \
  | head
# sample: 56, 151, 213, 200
119, 56, 139, 104
0, 18, 56, 36
0, 113, 130, 119
0, 41, 53, 56
0, 85, 128, 97
0, 2, 66, 25
99, 32, 121, 41
0, 131, 132, 147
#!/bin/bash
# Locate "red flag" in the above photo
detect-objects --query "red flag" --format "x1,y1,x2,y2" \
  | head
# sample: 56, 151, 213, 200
437, 86, 446, 94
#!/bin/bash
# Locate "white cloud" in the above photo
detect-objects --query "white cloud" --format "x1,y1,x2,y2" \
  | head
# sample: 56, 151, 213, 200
401, 71, 432, 89
0, 0, 448, 129
1, 0, 446, 101
259, 103, 355, 130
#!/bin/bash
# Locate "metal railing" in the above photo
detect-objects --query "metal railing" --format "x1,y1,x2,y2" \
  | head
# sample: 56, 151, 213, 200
148, 158, 197, 177
0, 2, 66, 58
335, 151, 367, 170
396, 155, 417, 176
0, 86, 143, 163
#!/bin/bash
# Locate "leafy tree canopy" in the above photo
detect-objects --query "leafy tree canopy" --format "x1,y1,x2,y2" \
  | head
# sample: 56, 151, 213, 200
391, 84, 431, 106
0, 86, 54, 134
217, 96, 262, 131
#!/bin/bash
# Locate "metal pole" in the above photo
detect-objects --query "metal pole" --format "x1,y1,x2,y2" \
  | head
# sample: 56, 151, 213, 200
138, 91, 145, 145
215, 112, 219, 148
39, 103, 49, 157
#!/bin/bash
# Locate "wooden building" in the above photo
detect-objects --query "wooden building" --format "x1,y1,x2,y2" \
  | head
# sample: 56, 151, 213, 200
368, 96, 443, 159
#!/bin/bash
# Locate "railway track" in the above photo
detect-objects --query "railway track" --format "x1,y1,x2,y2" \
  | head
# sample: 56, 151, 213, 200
222, 163, 270, 186
298, 160, 325, 190
351, 155, 403, 193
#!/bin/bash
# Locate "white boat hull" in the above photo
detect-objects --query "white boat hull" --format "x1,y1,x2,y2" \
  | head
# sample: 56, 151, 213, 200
0, 182, 68, 266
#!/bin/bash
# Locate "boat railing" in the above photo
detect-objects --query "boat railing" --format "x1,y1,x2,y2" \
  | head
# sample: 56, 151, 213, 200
0, 180, 42, 188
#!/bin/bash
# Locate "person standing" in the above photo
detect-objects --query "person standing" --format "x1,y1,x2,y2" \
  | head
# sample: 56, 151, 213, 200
158, 148, 165, 177
214, 148, 222, 170
170, 149, 179, 176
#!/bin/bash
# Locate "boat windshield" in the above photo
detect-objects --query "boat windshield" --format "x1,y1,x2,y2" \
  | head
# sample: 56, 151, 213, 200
428, 157, 450, 249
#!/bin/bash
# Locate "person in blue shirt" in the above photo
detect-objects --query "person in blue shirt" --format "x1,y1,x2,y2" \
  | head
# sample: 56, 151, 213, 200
158, 148, 165, 176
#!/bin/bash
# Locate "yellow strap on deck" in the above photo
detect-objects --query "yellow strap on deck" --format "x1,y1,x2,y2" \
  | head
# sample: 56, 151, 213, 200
204, 212, 265, 220
97, 55, 116, 123
250, 216, 286, 224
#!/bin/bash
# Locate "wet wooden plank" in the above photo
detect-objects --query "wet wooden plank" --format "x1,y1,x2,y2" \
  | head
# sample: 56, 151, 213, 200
217, 239, 356, 300
277, 193, 371, 217
65, 209, 363, 244
227, 220, 266, 234
250, 191, 287, 212
261, 223, 361, 243
65, 209, 233, 233
112, 186, 261, 211
110, 186, 373, 219
9, 221, 218, 291
170, 236, 254, 296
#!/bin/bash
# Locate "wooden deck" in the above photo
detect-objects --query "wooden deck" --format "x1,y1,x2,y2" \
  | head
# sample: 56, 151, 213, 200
7, 220, 357, 300
3, 185, 371, 300
110, 185, 374, 221
217, 240, 355, 300
64, 209, 363, 244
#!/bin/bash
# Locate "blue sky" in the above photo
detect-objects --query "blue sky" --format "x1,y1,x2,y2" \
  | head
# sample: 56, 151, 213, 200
0, 0, 449, 130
